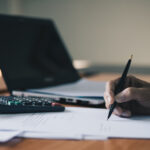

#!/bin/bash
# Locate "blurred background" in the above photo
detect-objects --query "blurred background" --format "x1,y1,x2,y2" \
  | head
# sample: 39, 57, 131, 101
1, 0, 150, 74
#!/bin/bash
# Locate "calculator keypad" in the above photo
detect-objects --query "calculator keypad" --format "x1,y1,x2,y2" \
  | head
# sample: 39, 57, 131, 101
0, 96, 65, 113
0, 96, 55, 107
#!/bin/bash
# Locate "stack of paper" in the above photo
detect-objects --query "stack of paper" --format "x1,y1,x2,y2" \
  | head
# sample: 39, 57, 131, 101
0, 130, 22, 142
0, 107, 150, 140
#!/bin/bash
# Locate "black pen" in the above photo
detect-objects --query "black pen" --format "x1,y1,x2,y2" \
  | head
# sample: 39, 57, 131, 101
107, 55, 133, 120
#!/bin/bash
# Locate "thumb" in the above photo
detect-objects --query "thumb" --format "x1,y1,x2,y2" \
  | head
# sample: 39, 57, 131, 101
115, 87, 138, 103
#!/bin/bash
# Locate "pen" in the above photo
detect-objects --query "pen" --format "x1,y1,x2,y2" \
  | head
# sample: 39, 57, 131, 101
107, 55, 133, 120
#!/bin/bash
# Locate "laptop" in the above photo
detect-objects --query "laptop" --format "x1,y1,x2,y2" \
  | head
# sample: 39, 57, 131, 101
0, 14, 79, 91
0, 14, 105, 106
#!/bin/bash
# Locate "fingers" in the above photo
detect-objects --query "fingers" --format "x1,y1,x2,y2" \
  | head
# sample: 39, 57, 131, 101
115, 87, 150, 103
104, 78, 120, 108
105, 75, 150, 106
126, 75, 150, 88
104, 75, 150, 117
105, 84, 136, 118
113, 105, 132, 118
104, 81, 115, 109
115, 87, 138, 103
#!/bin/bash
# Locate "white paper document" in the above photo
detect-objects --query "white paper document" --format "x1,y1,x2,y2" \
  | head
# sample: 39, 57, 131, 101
21, 131, 83, 140
22, 132, 107, 140
0, 107, 150, 139
0, 130, 22, 142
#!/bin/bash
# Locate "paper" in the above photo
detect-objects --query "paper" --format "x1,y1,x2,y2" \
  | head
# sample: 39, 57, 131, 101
0, 108, 105, 133
28, 78, 106, 97
0, 107, 149, 139
22, 132, 107, 140
0, 130, 22, 142
20, 131, 83, 140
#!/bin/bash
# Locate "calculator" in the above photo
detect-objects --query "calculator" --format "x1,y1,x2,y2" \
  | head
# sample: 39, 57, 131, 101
0, 96, 65, 113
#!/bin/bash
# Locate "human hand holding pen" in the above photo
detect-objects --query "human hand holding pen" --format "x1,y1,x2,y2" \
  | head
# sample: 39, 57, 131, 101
104, 75, 150, 117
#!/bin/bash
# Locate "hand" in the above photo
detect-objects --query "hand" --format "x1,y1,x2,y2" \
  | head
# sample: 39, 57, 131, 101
104, 75, 150, 117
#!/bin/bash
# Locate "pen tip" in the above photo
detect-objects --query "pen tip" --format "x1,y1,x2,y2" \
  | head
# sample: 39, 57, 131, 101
130, 54, 133, 60
107, 116, 110, 120
107, 113, 111, 120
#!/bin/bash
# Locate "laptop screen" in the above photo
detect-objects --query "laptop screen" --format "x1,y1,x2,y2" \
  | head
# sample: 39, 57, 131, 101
0, 14, 80, 91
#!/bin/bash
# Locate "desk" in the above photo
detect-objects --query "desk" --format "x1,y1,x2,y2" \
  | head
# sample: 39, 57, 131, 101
0, 73, 150, 150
